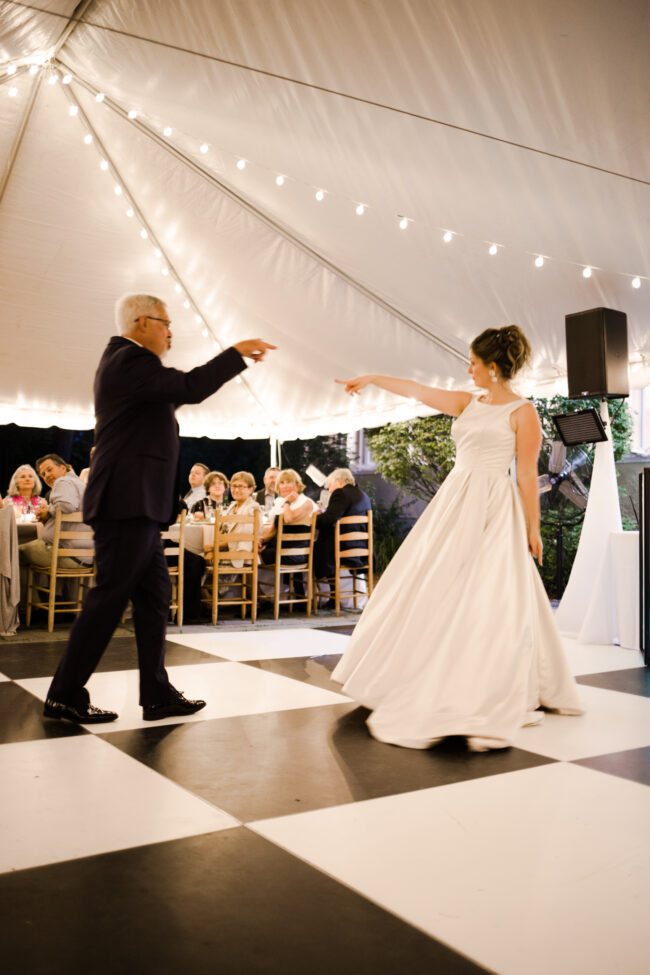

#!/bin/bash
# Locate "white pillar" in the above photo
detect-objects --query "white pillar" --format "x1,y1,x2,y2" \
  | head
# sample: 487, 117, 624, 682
555, 400, 622, 635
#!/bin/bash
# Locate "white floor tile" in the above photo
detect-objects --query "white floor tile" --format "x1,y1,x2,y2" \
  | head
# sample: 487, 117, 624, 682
16, 661, 349, 733
563, 638, 644, 676
166, 627, 349, 661
514, 683, 650, 760
0, 735, 237, 873
251, 763, 650, 975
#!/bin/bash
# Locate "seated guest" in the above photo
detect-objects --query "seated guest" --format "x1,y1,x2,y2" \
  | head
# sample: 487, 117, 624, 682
254, 466, 280, 513
190, 471, 229, 520
3, 464, 45, 517
182, 462, 209, 510
314, 468, 371, 579
259, 469, 317, 565
19, 454, 92, 570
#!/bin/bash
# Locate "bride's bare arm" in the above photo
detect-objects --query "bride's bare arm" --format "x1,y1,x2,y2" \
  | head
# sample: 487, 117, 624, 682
513, 403, 543, 564
335, 375, 471, 417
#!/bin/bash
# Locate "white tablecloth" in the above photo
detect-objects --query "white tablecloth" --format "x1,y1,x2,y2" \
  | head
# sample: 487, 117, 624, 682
578, 531, 639, 650
167, 521, 214, 557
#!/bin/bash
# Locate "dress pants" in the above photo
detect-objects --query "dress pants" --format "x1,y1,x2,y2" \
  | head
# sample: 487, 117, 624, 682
48, 518, 173, 707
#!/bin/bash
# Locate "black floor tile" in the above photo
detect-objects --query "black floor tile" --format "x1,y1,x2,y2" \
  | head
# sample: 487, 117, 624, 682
0, 829, 487, 975
0, 683, 87, 744
101, 703, 555, 823
244, 653, 343, 690
0, 636, 224, 680
576, 666, 650, 698
574, 746, 650, 787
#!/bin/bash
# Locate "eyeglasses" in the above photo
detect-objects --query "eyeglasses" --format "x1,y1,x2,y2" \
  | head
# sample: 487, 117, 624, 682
134, 316, 172, 327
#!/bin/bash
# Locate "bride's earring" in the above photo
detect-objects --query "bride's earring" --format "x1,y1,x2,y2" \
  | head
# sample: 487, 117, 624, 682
489, 368, 498, 383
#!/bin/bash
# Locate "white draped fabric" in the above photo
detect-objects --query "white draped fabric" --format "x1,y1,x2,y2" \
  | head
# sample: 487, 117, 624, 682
0, 1, 648, 437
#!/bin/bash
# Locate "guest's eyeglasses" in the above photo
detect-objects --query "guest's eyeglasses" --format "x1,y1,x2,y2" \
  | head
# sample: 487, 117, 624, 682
135, 316, 172, 327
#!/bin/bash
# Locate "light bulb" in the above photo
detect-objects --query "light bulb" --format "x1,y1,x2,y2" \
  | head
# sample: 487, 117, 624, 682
201, 328, 209, 338
183, 300, 190, 309
83, 133, 92, 144
140, 228, 148, 239
48, 74, 57, 85
399, 216, 409, 230
235, 376, 242, 384
126, 208, 134, 218
114, 185, 122, 195
582, 266, 592, 278
275, 175, 285, 186
99, 160, 109, 171
194, 314, 202, 324
161, 267, 169, 276
488, 244, 498, 256
315, 189, 325, 201
443, 231, 453, 243
174, 284, 182, 294
163, 126, 172, 137
248, 394, 255, 404
632, 276, 641, 289
153, 248, 162, 258
236, 159, 246, 170
7, 65, 16, 76
9, 86, 18, 97
62, 74, 72, 84
356, 204, 365, 216
535, 255, 544, 267
68, 104, 78, 115
29, 65, 39, 75
200, 143, 209, 154
95, 92, 105, 102
127, 109, 137, 120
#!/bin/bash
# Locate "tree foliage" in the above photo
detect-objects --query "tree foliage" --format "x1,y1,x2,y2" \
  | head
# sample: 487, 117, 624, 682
366, 415, 456, 502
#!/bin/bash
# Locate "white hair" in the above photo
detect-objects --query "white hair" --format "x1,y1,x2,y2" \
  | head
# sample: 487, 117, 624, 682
7, 464, 42, 497
115, 294, 164, 335
328, 468, 355, 487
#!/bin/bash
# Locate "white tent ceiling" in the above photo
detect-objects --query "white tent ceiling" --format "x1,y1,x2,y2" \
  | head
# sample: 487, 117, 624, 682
1, 0, 649, 440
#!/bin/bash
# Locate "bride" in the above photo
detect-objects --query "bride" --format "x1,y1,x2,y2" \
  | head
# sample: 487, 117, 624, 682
331, 324, 583, 751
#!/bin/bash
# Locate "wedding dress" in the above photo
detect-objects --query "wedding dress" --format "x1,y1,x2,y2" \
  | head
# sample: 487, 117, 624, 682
331, 395, 583, 749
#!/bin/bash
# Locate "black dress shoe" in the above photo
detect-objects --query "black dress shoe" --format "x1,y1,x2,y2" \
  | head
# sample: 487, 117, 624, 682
142, 689, 206, 721
43, 697, 118, 724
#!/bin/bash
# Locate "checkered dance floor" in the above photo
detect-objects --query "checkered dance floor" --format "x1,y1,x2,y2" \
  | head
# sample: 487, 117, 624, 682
1, 624, 649, 974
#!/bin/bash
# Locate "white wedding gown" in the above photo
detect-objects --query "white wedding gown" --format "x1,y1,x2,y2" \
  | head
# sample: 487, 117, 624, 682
331, 395, 583, 749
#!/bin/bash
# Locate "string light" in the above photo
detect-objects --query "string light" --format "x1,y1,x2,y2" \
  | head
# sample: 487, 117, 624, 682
236, 159, 246, 170
488, 244, 498, 256
235, 376, 242, 384
8, 86, 18, 97
355, 204, 366, 216
535, 255, 544, 268
83, 133, 92, 144
62, 74, 72, 84
275, 175, 285, 186
127, 109, 137, 119
194, 314, 202, 324
398, 216, 409, 230
632, 276, 641, 289
48, 74, 58, 85
315, 189, 325, 201
153, 247, 162, 258
582, 266, 593, 278
95, 92, 105, 102
201, 328, 209, 338
140, 228, 148, 239
443, 231, 453, 243
161, 267, 169, 276
99, 159, 109, 171
113, 185, 122, 195
200, 143, 209, 154
174, 283, 182, 294
68, 105, 78, 116
163, 126, 173, 137
7, 65, 16, 76
126, 208, 134, 218
29, 65, 39, 76
183, 300, 190, 309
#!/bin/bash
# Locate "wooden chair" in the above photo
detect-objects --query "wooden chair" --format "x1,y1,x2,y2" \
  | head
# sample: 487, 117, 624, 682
161, 509, 186, 629
260, 512, 317, 619
25, 510, 95, 632
203, 511, 260, 623
314, 511, 374, 616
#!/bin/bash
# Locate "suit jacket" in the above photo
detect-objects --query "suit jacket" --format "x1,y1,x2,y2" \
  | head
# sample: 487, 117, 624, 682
314, 484, 371, 576
84, 337, 245, 526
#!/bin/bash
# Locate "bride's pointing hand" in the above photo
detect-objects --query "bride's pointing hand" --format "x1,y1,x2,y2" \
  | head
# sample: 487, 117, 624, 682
335, 375, 374, 396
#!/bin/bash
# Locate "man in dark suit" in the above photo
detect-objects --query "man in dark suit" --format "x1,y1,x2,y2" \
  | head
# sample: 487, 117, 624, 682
314, 468, 372, 579
44, 293, 275, 724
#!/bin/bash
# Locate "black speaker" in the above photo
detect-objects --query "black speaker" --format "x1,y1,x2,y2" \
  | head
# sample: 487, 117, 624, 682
565, 307, 629, 398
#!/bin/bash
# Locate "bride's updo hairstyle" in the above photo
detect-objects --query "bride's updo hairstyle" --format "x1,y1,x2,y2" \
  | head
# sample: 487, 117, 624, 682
470, 324, 532, 380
